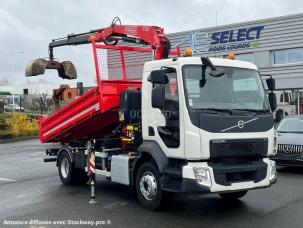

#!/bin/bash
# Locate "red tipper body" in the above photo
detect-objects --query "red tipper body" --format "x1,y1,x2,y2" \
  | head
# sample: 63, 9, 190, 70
38, 25, 180, 143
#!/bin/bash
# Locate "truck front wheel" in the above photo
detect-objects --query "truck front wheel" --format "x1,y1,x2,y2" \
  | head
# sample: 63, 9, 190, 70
219, 190, 247, 200
135, 162, 164, 210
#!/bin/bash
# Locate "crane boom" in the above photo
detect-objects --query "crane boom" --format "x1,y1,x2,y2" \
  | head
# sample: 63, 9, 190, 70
25, 18, 177, 79
48, 25, 171, 60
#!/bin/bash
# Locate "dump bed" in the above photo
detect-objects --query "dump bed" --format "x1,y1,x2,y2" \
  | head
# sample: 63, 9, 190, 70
38, 43, 148, 143
39, 80, 141, 143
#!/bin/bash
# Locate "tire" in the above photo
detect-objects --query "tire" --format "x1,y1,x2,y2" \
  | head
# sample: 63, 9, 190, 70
58, 151, 88, 185
219, 190, 247, 200
135, 162, 164, 210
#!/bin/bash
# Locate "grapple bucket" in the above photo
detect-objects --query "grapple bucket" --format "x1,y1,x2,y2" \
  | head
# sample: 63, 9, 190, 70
25, 58, 77, 79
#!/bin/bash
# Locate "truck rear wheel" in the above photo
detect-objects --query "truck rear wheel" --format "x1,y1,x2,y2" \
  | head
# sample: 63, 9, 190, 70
135, 162, 164, 210
219, 190, 247, 200
58, 151, 88, 185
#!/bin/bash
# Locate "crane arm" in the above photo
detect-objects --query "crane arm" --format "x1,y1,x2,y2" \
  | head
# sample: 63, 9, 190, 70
25, 18, 178, 79
48, 24, 171, 60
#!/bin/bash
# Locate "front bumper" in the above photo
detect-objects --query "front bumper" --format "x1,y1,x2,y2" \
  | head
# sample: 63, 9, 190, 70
181, 158, 276, 193
272, 154, 303, 166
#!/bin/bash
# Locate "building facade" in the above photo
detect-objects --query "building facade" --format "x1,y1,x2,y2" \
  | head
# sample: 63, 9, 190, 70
0, 83, 59, 96
168, 13, 303, 89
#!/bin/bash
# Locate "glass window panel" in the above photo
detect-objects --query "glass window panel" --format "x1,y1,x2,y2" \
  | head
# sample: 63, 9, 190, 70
273, 50, 286, 64
237, 53, 254, 63
287, 49, 303, 63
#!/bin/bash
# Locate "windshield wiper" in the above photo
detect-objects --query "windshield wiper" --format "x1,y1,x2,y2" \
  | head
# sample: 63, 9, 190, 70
279, 131, 303, 134
198, 108, 233, 116
233, 109, 270, 114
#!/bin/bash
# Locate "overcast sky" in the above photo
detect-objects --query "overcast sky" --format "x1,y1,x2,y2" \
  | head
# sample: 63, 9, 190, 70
1, 0, 303, 87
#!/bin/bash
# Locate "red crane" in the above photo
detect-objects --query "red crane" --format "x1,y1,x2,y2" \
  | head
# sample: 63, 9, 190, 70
25, 18, 180, 143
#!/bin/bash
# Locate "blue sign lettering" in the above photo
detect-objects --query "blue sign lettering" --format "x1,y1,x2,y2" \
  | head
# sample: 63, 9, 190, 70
175, 25, 264, 53
237, 28, 247, 41
211, 32, 220, 45
210, 25, 264, 45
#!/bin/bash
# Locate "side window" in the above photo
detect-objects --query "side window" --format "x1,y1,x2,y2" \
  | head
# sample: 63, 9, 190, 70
279, 92, 290, 103
164, 72, 179, 111
153, 69, 180, 148
273, 50, 286, 64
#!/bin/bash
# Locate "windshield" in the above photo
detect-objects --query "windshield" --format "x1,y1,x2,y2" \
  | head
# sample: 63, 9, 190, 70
182, 65, 270, 111
277, 117, 303, 133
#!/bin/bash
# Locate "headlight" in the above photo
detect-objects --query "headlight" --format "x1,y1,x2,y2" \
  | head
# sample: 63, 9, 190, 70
193, 167, 212, 187
269, 160, 277, 181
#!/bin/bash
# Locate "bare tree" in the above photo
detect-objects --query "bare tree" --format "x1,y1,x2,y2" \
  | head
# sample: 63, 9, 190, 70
0, 77, 10, 86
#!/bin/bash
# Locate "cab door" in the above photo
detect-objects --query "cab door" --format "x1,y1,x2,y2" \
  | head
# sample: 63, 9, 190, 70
142, 66, 184, 159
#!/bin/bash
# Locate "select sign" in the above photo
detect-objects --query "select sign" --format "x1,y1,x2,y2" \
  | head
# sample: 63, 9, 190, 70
208, 26, 264, 52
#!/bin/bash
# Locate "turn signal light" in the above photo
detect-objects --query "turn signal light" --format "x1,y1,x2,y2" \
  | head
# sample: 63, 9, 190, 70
227, 53, 236, 60
184, 48, 193, 57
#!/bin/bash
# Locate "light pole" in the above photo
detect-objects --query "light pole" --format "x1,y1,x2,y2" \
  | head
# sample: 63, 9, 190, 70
9, 50, 24, 111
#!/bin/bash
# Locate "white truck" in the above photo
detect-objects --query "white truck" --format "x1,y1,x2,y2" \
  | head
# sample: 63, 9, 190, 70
26, 22, 278, 210
273, 90, 296, 122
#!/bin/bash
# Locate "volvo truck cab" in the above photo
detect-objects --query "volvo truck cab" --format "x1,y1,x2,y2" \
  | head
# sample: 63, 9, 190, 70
28, 21, 277, 210
139, 56, 277, 202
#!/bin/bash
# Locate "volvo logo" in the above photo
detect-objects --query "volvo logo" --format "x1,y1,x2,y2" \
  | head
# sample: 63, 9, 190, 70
220, 118, 259, 132
237, 120, 245, 129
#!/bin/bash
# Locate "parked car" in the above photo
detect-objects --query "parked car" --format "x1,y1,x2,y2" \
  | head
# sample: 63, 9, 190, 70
4, 104, 25, 112
272, 115, 303, 166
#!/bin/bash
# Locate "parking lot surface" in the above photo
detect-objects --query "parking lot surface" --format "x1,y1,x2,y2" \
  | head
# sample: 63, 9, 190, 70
1, 139, 303, 228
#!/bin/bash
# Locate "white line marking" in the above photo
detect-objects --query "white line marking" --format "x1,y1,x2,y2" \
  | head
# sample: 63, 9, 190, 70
0, 177, 16, 182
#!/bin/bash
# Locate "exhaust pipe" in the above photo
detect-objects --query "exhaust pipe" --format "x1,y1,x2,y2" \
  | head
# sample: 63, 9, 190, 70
25, 58, 77, 80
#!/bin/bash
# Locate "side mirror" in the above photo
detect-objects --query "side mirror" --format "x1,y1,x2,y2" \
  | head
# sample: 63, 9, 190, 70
152, 86, 165, 109
201, 57, 225, 77
266, 78, 275, 91
148, 70, 168, 84
210, 68, 225, 77
268, 92, 277, 112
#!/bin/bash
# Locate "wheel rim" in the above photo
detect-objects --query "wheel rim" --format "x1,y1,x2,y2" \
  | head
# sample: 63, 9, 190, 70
60, 157, 69, 179
139, 171, 157, 201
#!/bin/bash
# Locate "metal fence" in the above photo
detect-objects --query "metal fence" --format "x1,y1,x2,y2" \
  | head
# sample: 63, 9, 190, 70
0, 94, 54, 115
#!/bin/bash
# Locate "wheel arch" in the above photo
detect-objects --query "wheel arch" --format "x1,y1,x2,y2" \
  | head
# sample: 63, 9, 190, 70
131, 141, 168, 186
56, 146, 74, 167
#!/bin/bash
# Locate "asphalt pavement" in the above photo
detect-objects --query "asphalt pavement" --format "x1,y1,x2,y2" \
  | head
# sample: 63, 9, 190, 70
0, 139, 303, 228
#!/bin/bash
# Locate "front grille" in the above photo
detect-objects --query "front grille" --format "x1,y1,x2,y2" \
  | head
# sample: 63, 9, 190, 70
210, 138, 268, 158
208, 159, 267, 186
278, 144, 303, 156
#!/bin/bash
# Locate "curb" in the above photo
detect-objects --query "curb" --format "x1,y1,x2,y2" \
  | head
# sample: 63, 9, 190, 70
0, 136, 38, 144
